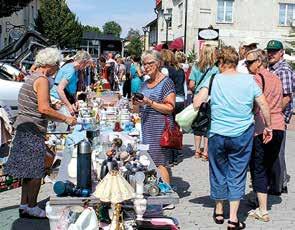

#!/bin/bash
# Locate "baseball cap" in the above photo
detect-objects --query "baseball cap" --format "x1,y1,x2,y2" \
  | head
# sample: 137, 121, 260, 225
266, 40, 283, 50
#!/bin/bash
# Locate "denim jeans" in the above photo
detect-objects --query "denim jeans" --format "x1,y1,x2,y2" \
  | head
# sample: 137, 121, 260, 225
208, 125, 254, 201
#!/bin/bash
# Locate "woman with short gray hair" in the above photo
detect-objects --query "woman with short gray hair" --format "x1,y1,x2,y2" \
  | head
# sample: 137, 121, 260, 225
134, 50, 176, 184
5, 47, 77, 219
50, 50, 92, 115
245, 49, 285, 222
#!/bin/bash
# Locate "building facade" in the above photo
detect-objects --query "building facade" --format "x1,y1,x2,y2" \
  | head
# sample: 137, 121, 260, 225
154, 0, 294, 53
0, 0, 40, 50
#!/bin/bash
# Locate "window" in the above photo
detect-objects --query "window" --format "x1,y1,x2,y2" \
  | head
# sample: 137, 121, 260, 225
217, 0, 233, 23
178, 3, 183, 26
279, 3, 295, 26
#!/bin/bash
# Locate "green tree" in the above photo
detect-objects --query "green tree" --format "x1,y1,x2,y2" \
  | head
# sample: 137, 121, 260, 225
126, 30, 143, 57
126, 28, 140, 40
35, 0, 82, 48
82, 25, 102, 34
103, 21, 122, 37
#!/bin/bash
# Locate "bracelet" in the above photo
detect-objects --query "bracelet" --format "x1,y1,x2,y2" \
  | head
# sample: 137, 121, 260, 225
265, 127, 273, 132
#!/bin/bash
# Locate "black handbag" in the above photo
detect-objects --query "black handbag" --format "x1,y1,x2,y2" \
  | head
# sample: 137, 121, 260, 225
191, 74, 216, 133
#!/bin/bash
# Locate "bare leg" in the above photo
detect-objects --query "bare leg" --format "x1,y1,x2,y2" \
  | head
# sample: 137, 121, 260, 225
158, 165, 170, 184
201, 137, 209, 160
21, 179, 29, 205
194, 135, 202, 158
229, 200, 240, 227
215, 200, 224, 220
257, 192, 267, 211
27, 179, 42, 208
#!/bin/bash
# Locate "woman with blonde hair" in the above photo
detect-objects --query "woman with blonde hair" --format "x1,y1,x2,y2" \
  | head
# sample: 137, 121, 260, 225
194, 46, 272, 229
161, 49, 185, 165
189, 44, 219, 160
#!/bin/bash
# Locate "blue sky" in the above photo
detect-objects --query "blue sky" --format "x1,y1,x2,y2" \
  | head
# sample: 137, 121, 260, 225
67, 0, 156, 37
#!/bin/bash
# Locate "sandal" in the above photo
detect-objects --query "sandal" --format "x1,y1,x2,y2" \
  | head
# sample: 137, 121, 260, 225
213, 212, 224, 224
201, 152, 208, 161
248, 208, 270, 222
194, 150, 202, 159
227, 220, 246, 230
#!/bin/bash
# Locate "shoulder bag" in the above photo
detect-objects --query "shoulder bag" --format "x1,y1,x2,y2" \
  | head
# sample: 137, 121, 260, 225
160, 116, 183, 150
191, 73, 216, 133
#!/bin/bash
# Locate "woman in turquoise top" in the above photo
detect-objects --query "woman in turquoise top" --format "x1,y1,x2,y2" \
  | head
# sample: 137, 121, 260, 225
193, 46, 272, 229
189, 44, 219, 161
130, 56, 143, 93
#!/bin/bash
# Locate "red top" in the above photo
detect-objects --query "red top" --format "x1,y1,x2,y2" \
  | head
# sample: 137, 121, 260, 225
254, 68, 285, 135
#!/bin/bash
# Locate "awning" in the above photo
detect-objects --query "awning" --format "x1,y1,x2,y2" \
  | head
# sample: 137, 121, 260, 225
169, 37, 184, 51
153, 44, 163, 51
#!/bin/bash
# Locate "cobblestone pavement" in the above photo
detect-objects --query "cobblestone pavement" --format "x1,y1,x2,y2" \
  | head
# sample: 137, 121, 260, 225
0, 129, 295, 230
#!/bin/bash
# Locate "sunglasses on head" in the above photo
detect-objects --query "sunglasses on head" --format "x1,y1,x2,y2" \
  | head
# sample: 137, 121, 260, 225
245, 59, 257, 66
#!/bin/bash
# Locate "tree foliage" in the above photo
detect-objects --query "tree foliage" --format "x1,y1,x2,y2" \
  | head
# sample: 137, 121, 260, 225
126, 28, 141, 40
35, 0, 82, 48
126, 29, 143, 58
82, 25, 102, 34
103, 21, 122, 37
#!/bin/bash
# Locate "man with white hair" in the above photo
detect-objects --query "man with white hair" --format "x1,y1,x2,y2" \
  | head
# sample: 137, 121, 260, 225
237, 38, 259, 73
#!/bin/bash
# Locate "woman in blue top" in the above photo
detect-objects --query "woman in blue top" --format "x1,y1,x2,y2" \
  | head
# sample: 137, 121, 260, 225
50, 50, 92, 115
189, 44, 219, 161
193, 46, 272, 229
130, 56, 143, 94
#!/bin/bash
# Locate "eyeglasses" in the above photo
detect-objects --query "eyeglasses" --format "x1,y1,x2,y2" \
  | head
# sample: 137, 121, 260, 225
245, 59, 257, 66
143, 61, 156, 66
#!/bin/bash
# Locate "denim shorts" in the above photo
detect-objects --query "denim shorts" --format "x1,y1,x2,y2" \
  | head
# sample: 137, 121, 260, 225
208, 125, 254, 201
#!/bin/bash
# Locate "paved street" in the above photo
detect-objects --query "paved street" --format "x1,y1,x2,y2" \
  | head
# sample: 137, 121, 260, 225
0, 124, 295, 230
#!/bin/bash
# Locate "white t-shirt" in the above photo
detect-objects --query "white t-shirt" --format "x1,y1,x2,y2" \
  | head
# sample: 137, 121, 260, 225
237, 59, 249, 74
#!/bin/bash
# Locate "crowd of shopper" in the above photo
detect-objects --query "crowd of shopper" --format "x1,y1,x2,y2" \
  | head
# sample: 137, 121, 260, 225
3, 38, 294, 229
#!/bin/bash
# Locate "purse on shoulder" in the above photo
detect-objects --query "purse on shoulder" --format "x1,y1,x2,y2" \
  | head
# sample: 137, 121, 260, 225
191, 74, 216, 133
160, 116, 183, 150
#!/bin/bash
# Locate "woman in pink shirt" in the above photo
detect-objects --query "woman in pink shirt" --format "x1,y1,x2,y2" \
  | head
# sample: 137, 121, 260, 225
246, 49, 285, 222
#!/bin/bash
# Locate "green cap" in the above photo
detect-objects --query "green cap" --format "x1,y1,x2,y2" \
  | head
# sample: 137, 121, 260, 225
266, 40, 283, 50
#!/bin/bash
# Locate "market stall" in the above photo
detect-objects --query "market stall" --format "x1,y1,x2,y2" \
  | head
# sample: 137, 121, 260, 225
45, 91, 180, 230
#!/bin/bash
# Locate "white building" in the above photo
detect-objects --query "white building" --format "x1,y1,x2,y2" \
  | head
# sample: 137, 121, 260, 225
0, 0, 40, 50
154, 0, 295, 53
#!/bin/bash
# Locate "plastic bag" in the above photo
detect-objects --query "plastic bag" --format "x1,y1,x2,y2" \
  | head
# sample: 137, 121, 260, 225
175, 104, 198, 133
68, 207, 98, 230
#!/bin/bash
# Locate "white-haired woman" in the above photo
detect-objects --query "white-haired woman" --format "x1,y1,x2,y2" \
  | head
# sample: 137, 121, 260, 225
5, 48, 77, 219
50, 50, 92, 115
133, 50, 176, 184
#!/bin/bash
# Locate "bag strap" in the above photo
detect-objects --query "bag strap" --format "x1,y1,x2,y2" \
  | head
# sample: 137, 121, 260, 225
258, 73, 265, 93
208, 73, 217, 96
195, 67, 211, 89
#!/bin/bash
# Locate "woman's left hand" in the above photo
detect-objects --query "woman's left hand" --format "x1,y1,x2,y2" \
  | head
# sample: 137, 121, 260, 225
263, 127, 273, 144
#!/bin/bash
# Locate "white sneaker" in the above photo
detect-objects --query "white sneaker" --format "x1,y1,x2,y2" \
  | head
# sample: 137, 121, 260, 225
25, 206, 47, 218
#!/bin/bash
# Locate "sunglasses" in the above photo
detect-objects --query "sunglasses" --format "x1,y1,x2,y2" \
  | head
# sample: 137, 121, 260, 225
245, 59, 257, 66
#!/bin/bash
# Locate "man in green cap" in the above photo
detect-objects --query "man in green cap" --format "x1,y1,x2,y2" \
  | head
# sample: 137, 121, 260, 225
266, 40, 295, 195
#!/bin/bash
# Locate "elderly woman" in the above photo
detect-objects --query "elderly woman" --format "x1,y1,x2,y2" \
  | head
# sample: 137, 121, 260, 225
4, 48, 77, 218
189, 44, 219, 161
50, 50, 92, 115
246, 49, 285, 222
193, 47, 272, 229
133, 50, 176, 184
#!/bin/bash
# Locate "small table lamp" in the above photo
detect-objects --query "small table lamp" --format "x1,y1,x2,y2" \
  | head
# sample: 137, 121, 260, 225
94, 170, 135, 229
